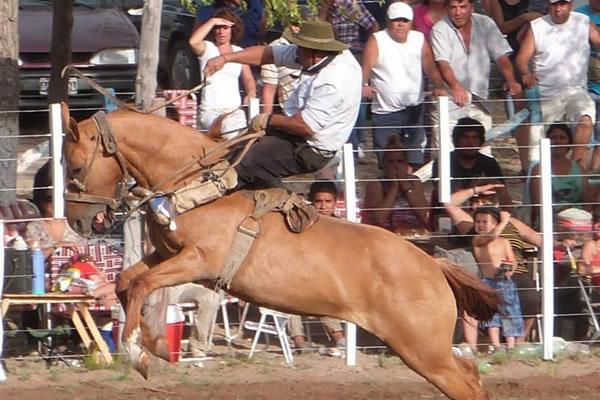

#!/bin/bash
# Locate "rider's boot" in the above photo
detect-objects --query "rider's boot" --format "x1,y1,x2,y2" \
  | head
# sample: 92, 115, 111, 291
150, 161, 238, 227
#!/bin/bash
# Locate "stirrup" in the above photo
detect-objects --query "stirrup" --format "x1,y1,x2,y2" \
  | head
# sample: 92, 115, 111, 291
150, 196, 177, 230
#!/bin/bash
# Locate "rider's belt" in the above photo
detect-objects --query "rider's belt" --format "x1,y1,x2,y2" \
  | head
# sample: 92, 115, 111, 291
309, 147, 336, 158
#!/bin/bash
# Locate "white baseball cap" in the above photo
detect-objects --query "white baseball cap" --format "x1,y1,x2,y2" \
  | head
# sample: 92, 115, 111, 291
387, 2, 414, 21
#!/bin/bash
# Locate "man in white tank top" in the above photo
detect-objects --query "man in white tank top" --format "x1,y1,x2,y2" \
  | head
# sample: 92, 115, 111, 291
362, 2, 447, 168
516, 0, 600, 167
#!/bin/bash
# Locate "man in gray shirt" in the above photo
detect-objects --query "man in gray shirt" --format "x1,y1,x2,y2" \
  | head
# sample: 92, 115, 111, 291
430, 0, 521, 147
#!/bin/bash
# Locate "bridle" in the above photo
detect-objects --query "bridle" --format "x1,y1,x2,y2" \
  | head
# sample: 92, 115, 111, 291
63, 110, 266, 218
64, 111, 132, 214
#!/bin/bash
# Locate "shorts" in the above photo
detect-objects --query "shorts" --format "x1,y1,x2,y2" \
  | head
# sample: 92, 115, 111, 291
541, 87, 596, 127
481, 277, 525, 338
429, 101, 492, 151
372, 105, 427, 166
589, 92, 600, 144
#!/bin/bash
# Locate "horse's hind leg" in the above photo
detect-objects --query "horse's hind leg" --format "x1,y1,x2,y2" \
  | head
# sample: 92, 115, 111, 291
384, 328, 487, 400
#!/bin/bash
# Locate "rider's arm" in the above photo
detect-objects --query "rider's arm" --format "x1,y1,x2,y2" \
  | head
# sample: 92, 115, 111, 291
204, 46, 274, 77
269, 113, 316, 137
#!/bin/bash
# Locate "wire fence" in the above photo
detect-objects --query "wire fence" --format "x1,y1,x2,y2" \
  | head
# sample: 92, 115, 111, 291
1, 88, 600, 367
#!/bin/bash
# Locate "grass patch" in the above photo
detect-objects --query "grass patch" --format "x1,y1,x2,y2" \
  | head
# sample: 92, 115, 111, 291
546, 361, 560, 377
376, 353, 403, 369
221, 353, 255, 367
477, 361, 493, 375
14, 366, 32, 382
110, 372, 132, 382
194, 377, 211, 388
489, 352, 510, 365
105, 354, 131, 373
48, 368, 62, 383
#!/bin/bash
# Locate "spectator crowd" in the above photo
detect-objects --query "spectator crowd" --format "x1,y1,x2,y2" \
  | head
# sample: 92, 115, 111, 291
5, 0, 600, 363
184, 0, 600, 355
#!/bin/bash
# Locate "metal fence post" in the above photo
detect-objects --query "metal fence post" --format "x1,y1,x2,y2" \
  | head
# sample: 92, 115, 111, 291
342, 143, 358, 366
437, 96, 451, 204
539, 138, 554, 360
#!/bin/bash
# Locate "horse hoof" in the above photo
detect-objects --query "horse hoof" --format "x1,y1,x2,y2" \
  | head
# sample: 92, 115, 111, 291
123, 328, 143, 365
134, 350, 151, 380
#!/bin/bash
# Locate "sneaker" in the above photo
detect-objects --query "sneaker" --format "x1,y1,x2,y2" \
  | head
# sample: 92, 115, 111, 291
327, 347, 343, 357
150, 195, 176, 226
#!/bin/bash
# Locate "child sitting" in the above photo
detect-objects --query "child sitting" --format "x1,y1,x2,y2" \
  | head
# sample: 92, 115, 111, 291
471, 206, 524, 353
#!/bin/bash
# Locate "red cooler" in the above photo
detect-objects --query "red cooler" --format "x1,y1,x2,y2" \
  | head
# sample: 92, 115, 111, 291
166, 304, 185, 363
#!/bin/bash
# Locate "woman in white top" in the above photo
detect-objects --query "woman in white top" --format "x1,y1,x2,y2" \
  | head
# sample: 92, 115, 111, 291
189, 8, 256, 139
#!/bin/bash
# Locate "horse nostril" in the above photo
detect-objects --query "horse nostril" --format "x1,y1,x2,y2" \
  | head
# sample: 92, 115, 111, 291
71, 167, 82, 177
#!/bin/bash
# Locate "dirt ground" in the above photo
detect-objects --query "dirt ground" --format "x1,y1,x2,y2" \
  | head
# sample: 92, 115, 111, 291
1, 344, 600, 400
5, 100, 580, 400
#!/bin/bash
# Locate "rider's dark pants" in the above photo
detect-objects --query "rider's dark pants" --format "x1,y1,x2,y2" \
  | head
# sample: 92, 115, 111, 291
230, 128, 335, 189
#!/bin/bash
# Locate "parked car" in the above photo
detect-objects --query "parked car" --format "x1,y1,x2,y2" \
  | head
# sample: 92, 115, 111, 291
158, 0, 200, 89
19, 0, 141, 111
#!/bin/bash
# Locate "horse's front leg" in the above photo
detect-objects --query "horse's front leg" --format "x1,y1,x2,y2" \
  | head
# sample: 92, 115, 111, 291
121, 246, 206, 378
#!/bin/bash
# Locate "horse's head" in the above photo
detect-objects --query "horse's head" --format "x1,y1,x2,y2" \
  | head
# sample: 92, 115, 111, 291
62, 104, 130, 236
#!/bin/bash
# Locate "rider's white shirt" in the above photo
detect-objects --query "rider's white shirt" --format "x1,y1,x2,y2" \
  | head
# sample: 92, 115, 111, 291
272, 44, 362, 152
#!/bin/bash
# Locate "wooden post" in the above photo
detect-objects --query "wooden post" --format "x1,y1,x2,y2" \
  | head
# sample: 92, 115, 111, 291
48, 0, 73, 104
0, 0, 19, 206
135, 0, 163, 112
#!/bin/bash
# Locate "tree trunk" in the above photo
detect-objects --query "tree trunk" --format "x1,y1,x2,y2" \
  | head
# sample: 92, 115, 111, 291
0, 0, 19, 206
48, 0, 73, 104
135, 0, 163, 112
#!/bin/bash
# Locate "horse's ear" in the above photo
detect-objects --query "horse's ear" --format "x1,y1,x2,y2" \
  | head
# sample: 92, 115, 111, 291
61, 102, 80, 142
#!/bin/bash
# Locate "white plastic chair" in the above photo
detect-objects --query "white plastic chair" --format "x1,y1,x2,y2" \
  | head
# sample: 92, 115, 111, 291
243, 307, 293, 364
207, 290, 249, 351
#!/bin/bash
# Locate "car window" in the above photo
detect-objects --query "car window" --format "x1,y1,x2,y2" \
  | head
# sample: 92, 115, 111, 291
19, 0, 120, 9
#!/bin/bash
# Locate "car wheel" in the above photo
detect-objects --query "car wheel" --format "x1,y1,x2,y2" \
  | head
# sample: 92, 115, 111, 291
168, 40, 200, 89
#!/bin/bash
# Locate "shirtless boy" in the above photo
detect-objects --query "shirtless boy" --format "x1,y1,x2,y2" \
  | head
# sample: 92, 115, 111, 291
472, 206, 524, 352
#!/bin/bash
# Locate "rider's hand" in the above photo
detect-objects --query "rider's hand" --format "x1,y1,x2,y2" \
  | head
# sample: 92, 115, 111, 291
204, 55, 227, 78
249, 113, 272, 133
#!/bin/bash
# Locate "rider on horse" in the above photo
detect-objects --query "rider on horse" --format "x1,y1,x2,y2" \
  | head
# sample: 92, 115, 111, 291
150, 20, 362, 227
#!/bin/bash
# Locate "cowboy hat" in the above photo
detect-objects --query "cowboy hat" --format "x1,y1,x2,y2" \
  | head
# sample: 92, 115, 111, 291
287, 20, 347, 52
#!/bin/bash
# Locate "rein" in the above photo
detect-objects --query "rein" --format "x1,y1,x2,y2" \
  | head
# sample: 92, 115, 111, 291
65, 110, 265, 219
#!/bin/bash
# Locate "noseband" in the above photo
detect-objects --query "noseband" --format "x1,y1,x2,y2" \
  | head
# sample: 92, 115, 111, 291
64, 111, 131, 212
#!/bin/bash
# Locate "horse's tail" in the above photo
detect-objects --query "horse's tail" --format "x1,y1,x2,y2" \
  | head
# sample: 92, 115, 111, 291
437, 258, 500, 321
